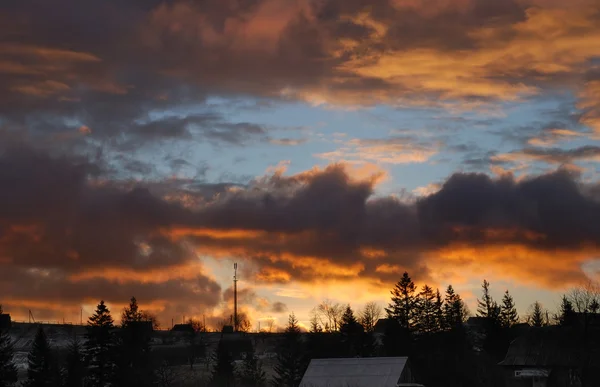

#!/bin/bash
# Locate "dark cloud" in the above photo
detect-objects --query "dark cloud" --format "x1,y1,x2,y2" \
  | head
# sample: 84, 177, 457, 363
2, 143, 600, 323
271, 301, 288, 313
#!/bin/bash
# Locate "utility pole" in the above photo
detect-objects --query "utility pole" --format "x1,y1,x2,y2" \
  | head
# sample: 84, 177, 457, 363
80, 307, 83, 325
234, 262, 238, 332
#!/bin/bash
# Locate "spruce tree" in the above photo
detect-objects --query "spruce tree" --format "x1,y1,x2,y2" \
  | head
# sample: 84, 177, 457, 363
24, 326, 55, 387
120, 296, 143, 327
85, 300, 116, 387
414, 285, 438, 334
211, 338, 235, 387
529, 301, 545, 327
237, 343, 266, 387
434, 289, 444, 331
273, 313, 305, 387
0, 305, 18, 387
499, 290, 519, 328
476, 279, 501, 323
385, 272, 417, 330
442, 285, 466, 329
476, 280, 493, 317
116, 297, 153, 386
339, 305, 363, 357
64, 336, 85, 387
558, 295, 575, 326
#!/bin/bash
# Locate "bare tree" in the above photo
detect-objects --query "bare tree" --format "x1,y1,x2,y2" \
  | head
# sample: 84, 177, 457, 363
360, 302, 383, 332
238, 315, 252, 333
140, 310, 160, 330
186, 318, 206, 333
567, 281, 600, 313
263, 317, 275, 333
155, 360, 177, 387
317, 299, 344, 332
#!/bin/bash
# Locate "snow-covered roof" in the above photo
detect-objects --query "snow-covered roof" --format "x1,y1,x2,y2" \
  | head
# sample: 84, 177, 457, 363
299, 357, 410, 387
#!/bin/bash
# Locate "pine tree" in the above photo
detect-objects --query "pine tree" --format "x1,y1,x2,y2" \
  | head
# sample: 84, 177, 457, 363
414, 285, 438, 334
499, 290, 519, 328
273, 313, 305, 387
442, 285, 466, 329
385, 272, 417, 330
24, 326, 56, 387
116, 297, 154, 386
0, 305, 18, 387
237, 343, 266, 387
85, 300, 116, 387
64, 336, 85, 387
211, 338, 235, 387
529, 301, 545, 327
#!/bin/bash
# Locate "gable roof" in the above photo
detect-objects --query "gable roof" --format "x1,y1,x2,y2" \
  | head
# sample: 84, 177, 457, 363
299, 357, 409, 387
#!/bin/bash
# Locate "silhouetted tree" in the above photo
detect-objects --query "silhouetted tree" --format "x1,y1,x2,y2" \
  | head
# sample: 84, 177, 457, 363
0, 305, 18, 387
359, 302, 382, 333
434, 289, 444, 331
386, 272, 417, 330
237, 344, 266, 387
85, 300, 116, 387
316, 300, 343, 332
477, 280, 500, 322
211, 338, 235, 387
590, 299, 600, 313
442, 285, 466, 329
340, 305, 364, 357
187, 318, 207, 333
140, 311, 160, 330
415, 285, 438, 334
308, 309, 322, 333
557, 295, 575, 326
273, 313, 305, 387
116, 297, 154, 386
24, 326, 59, 387
499, 290, 519, 328
121, 296, 142, 326
64, 336, 85, 387
529, 301, 546, 327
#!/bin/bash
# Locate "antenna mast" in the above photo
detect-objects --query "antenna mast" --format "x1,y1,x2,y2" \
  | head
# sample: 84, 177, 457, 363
234, 262, 238, 332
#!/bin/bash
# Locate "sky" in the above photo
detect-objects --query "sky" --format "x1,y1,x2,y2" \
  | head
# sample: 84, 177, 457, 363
1, 0, 600, 330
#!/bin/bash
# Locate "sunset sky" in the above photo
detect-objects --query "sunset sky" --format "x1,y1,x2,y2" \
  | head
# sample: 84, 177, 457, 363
1, 0, 600, 330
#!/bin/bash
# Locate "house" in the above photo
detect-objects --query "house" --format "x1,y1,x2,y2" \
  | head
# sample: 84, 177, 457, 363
0, 313, 11, 329
499, 326, 600, 387
171, 323, 195, 334
299, 357, 423, 387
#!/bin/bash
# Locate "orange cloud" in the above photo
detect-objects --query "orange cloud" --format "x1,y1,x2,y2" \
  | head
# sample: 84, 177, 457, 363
427, 242, 597, 289
68, 262, 209, 284
316, 137, 440, 165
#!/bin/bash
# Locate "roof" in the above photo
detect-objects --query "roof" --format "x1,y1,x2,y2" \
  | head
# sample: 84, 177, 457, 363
171, 323, 194, 333
499, 326, 600, 367
299, 357, 409, 387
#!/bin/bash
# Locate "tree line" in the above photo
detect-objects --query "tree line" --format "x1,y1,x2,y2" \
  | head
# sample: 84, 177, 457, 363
2, 274, 600, 387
